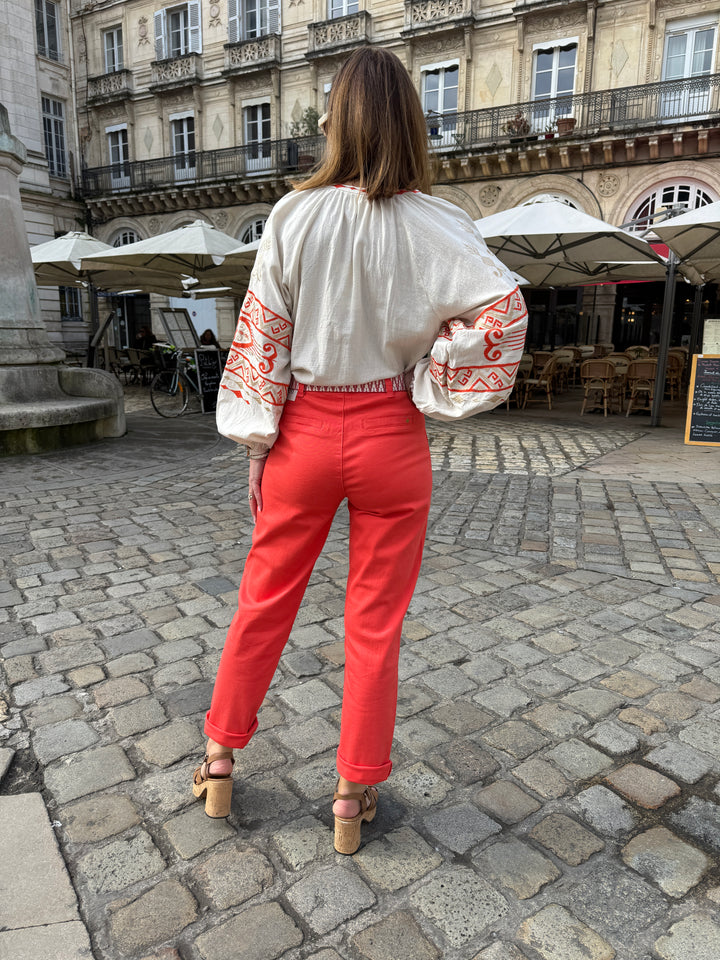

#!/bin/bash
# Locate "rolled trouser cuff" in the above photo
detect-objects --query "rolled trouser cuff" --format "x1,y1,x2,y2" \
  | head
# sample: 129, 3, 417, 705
204, 712, 259, 749
336, 752, 392, 785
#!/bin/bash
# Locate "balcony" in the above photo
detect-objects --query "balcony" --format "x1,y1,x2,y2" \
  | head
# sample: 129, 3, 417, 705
224, 33, 281, 75
150, 53, 202, 92
424, 73, 720, 174
307, 11, 371, 58
402, 0, 473, 36
81, 73, 720, 218
81, 135, 325, 218
87, 70, 133, 106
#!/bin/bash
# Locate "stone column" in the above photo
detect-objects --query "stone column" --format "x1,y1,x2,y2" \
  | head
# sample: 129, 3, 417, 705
0, 103, 65, 365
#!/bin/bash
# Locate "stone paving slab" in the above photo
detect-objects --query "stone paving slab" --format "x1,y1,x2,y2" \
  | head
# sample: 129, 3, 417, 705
1, 406, 720, 960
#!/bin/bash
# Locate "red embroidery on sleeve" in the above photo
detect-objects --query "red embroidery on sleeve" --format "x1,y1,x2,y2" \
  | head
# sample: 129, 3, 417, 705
221, 290, 293, 407
429, 286, 528, 395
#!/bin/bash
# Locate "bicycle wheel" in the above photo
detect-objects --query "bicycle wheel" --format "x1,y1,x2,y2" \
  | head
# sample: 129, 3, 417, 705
150, 370, 190, 418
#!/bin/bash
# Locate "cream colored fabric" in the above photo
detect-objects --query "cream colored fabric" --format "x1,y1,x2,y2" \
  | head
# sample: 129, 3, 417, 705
216, 185, 528, 453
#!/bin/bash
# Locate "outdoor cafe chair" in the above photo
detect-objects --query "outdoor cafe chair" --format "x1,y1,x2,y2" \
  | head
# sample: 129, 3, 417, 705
665, 353, 684, 401
523, 355, 559, 410
531, 351, 553, 377
506, 353, 533, 410
554, 352, 574, 393
578, 345, 595, 360
625, 345, 648, 359
580, 359, 623, 417
625, 358, 658, 416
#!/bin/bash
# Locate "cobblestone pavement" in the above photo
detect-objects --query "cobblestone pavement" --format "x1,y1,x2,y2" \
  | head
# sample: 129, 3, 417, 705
2, 401, 720, 960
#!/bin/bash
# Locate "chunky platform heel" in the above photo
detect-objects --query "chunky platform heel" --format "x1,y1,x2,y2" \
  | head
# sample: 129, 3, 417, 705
192, 752, 235, 818
333, 785, 378, 855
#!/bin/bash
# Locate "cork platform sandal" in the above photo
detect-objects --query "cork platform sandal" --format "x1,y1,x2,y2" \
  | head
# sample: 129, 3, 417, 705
333, 784, 378, 855
192, 752, 235, 818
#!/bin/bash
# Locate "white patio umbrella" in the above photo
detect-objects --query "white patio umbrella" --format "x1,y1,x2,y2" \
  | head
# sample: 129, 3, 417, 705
651, 200, 720, 282
30, 231, 114, 284
474, 198, 666, 286
80, 218, 241, 278
178, 238, 261, 293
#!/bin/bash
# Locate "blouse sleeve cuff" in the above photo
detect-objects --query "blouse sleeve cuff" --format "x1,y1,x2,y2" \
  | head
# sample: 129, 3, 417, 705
246, 442, 271, 460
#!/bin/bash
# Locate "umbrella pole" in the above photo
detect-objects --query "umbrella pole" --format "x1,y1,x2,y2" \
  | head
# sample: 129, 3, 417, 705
650, 252, 677, 427
689, 283, 705, 357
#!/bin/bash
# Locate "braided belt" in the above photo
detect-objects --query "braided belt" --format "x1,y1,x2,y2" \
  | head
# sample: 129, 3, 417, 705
288, 374, 406, 399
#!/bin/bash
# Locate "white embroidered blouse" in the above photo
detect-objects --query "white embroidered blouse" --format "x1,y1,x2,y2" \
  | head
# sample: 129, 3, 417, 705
216, 185, 528, 456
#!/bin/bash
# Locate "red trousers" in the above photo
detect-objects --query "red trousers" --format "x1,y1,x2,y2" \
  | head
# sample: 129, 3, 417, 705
205, 386, 433, 784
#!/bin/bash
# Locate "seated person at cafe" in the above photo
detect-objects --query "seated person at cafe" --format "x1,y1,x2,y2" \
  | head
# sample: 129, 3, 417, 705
200, 328, 220, 348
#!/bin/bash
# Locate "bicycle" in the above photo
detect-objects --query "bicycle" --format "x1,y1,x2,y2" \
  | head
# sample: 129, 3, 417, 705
149, 346, 201, 418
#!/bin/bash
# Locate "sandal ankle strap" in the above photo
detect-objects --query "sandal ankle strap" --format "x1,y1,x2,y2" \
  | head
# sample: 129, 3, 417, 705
205, 752, 234, 766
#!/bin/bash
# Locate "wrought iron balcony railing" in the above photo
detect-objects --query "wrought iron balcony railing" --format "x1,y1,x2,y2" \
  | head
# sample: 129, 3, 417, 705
81, 136, 325, 198
426, 72, 720, 148
81, 73, 720, 198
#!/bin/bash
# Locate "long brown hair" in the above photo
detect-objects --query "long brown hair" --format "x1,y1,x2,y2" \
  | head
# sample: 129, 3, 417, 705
295, 47, 431, 201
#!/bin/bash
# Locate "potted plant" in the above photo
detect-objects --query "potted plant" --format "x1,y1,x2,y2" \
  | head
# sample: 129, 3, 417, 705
544, 120, 556, 139
556, 115, 576, 136
289, 107, 321, 170
502, 111, 531, 141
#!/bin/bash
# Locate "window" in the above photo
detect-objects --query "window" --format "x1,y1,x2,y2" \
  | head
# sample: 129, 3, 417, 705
228, 0, 280, 40
662, 18, 717, 117
112, 229, 139, 247
154, 2, 201, 60
103, 26, 124, 72
41, 97, 67, 178
421, 62, 458, 146
107, 126, 129, 189
171, 115, 196, 180
244, 103, 271, 171
628, 182, 716, 232
59, 286, 82, 321
329, 0, 358, 18
664, 19, 715, 80
532, 41, 577, 129
35, 0, 61, 61
240, 218, 266, 243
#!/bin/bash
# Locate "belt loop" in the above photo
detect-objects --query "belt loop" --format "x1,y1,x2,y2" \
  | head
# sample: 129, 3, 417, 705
384, 377, 393, 395
297, 382, 305, 398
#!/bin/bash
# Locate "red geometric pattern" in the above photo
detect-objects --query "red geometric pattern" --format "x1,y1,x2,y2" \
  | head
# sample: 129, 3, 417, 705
220, 290, 293, 407
429, 286, 528, 395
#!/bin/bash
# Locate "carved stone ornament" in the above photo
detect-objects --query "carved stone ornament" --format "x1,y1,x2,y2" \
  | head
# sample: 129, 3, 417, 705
532, 10, 586, 33
138, 17, 150, 45
209, 3, 221, 26
213, 210, 229, 228
288, 0, 304, 7
415, 35, 461, 56
480, 184, 501, 207
314, 17, 363, 47
148, 217, 161, 235
77, 36, 87, 62
409, 0, 467, 25
597, 174, 620, 197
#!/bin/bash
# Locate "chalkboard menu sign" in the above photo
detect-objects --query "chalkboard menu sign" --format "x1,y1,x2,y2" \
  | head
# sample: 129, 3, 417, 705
685, 355, 720, 447
193, 349, 222, 413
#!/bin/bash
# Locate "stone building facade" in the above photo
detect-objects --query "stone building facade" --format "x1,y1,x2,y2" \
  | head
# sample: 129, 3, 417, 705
2, 0, 85, 351
9, 0, 720, 348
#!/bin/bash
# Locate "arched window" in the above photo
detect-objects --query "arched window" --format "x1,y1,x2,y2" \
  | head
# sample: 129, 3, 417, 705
112, 228, 139, 246
523, 193, 578, 208
627, 182, 717, 232
239, 217, 266, 244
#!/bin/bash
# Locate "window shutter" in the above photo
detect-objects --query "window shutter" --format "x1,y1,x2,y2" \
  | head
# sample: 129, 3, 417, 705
188, 0, 202, 53
228, 0, 240, 42
154, 9, 166, 60
268, 0, 280, 35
